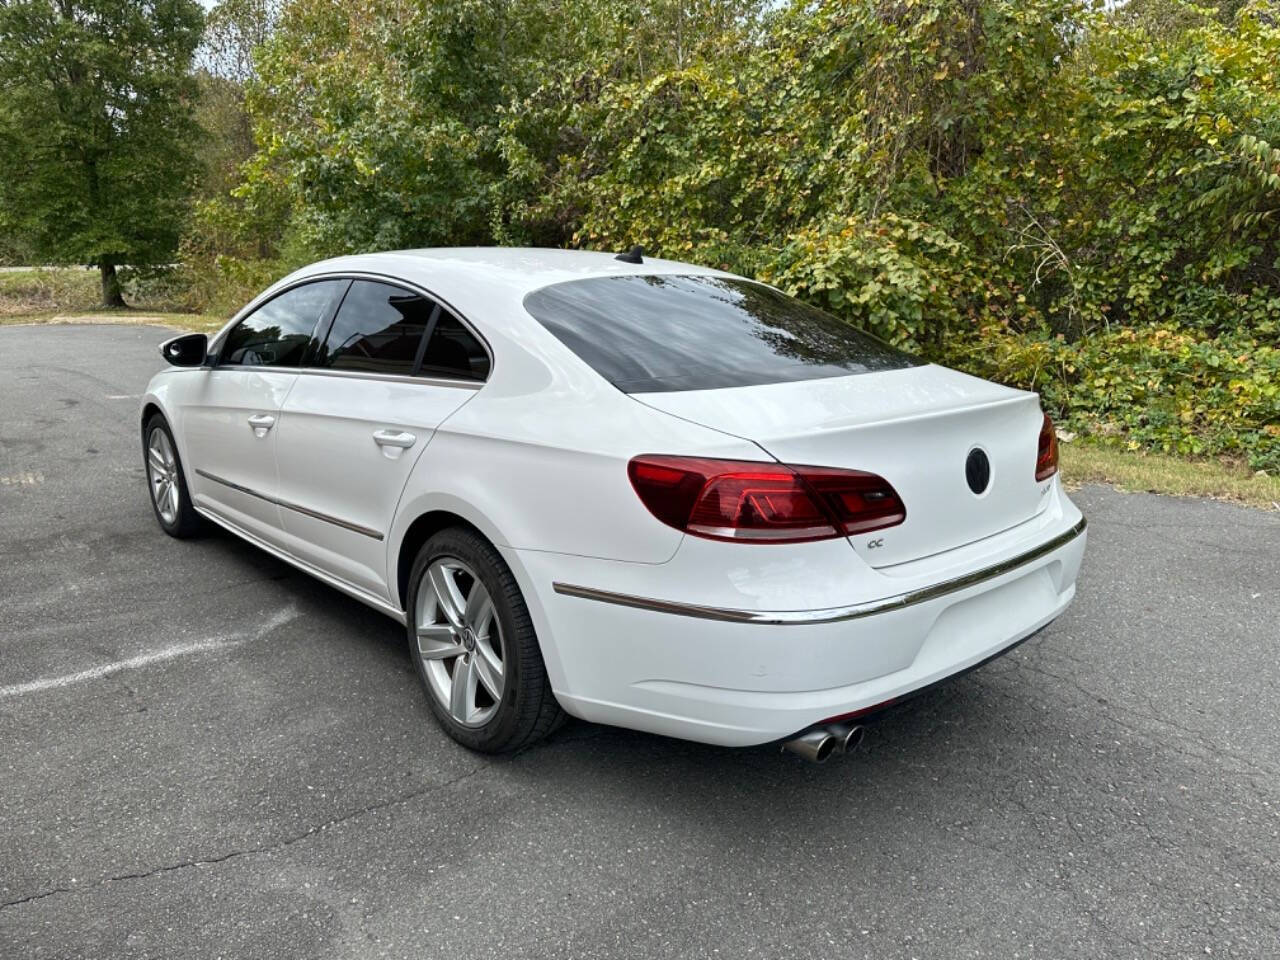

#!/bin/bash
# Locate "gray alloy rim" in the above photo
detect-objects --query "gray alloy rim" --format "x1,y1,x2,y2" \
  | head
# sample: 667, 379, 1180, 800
147, 427, 180, 525
415, 557, 506, 728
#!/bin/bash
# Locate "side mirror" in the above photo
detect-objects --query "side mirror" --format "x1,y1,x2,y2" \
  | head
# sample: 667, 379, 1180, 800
160, 333, 208, 367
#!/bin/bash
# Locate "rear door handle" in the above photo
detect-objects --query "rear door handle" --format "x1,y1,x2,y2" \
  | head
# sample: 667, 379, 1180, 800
372, 429, 417, 449
247, 413, 275, 437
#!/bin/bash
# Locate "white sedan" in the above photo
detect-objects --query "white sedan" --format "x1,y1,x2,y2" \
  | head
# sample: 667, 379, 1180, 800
141, 248, 1086, 761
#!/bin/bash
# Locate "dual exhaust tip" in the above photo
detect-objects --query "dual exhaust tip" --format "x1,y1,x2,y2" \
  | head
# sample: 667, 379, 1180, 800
782, 723, 865, 763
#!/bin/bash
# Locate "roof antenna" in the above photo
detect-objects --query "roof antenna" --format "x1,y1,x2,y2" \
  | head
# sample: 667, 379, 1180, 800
614, 244, 644, 264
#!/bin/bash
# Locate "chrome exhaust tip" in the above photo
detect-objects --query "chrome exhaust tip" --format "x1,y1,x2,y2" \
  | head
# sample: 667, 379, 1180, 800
781, 724, 866, 762
781, 729, 838, 763
827, 723, 865, 755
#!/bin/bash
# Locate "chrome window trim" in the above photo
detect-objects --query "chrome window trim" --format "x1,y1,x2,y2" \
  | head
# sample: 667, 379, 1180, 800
194, 468, 384, 541
552, 517, 1086, 626
297, 366, 485, 390
211, 270, 494, 382
207, 365, 307, 374
203, 364, 484, 390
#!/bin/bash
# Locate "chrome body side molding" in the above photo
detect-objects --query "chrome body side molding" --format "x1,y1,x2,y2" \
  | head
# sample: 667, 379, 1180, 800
553, 517, 1087, 626
194, 468, 384, 541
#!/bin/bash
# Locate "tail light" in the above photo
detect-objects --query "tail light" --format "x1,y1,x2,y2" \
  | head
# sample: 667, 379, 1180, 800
1035, 413, 1059, 481
627, 455, 906, 544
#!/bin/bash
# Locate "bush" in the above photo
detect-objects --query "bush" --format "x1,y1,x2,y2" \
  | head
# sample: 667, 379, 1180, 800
759, 215, 988, 355
954, 324, 1280, 470
177, 0, 1280, 468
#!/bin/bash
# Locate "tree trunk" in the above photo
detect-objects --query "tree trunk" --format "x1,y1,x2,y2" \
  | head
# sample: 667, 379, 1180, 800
99, 258, 126, 308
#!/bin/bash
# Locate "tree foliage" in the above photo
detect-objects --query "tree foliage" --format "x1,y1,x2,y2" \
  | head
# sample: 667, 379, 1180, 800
0, 0, 205, 305
192, 0, 280, 203
194, 0, 1279, 467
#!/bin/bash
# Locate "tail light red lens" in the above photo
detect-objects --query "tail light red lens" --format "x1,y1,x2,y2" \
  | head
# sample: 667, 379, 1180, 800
628, 455, 906, 544
1035, 413, 1059, 481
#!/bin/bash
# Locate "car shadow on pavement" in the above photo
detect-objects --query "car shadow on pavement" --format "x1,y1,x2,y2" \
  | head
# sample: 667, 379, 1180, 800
195, 522, 1126, 842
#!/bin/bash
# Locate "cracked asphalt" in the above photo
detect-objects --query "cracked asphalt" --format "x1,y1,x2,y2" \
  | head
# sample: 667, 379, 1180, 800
2, 323, 1279, 960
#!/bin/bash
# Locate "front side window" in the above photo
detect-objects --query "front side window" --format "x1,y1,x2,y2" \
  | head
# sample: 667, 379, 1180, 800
522, 274, 922, 393
219, 280, 345, 368
311, 280, 437, 375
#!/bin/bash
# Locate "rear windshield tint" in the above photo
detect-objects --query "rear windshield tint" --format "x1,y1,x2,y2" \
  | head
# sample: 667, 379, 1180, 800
522, 274, 921, 393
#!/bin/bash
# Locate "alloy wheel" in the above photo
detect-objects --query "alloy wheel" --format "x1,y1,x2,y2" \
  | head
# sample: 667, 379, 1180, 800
415, 558, 506, 727
147, 427, 180, 525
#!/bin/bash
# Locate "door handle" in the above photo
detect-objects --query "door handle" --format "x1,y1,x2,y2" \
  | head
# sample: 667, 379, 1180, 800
247, 413, 275, 437
372, 429, 417, 449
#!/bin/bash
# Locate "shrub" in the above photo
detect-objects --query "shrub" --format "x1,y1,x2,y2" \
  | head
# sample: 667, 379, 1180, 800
179, 0, 1280, 467
954, 324, 1280, 470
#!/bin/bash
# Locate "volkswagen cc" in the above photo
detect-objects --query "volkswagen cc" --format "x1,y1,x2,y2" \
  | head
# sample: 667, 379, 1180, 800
141, 248, 1086, 760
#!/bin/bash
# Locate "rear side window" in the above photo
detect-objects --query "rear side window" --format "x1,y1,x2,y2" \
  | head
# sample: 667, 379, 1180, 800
418, 312, 491, 381
522, 274, 921, 393
219, 280, 344, 368
312, 280, 436, 375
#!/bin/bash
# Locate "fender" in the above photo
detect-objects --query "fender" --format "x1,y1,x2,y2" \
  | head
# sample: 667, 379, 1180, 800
384, 485, 573, 692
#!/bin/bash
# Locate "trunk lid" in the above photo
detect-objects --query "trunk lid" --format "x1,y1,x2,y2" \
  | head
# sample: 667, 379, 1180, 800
636, 364, 1052, 567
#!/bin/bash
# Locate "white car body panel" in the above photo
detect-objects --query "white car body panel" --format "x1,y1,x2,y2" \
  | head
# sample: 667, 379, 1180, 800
637, 365, 1051, 567
181, 367, 296, 546
518, 481, 1083, 745
406, 384, 766, 564
142, 247, 1086, 748
274, 372, 477, 599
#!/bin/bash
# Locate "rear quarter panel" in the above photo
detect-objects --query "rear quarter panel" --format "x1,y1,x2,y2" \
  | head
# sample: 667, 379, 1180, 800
391, 380, 766, 568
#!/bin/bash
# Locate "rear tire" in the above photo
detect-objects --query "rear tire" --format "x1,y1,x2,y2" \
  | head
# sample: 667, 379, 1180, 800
143, 414, 205, 539
406, 526, 564, 753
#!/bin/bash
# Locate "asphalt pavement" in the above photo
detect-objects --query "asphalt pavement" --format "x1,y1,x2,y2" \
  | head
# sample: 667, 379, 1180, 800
2, 323, 1278, 959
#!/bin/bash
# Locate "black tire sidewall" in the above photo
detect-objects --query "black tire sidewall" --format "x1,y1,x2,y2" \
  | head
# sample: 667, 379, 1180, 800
143, 414, 200, 538
405, 528, 536, 753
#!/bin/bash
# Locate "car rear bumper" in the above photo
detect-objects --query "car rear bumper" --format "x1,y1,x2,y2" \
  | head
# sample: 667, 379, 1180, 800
508, 503, 1087, 748
551, 518, 1085, 626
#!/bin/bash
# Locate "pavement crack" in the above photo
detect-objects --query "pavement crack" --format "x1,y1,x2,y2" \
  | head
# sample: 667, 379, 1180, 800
0, 765, 484, 911
0, 887, 74, 910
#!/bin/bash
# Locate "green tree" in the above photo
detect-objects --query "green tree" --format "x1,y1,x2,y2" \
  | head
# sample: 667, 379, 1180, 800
0, 0, 205, 306
224, 0, 761, 259
192, 1, 279, 210
176, 0, 1279, 467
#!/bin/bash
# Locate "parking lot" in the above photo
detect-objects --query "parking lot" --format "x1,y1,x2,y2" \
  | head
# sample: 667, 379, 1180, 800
2, 323, 1278, 959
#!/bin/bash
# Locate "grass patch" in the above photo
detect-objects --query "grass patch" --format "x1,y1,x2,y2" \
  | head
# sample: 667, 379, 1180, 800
0, 309, 226, 333
0, 267, 101, 316
0, 268, 225, 332
1060, 442, 1280, 511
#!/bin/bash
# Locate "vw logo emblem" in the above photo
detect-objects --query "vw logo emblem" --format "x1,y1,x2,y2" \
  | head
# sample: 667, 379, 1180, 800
965, 448, 991, 496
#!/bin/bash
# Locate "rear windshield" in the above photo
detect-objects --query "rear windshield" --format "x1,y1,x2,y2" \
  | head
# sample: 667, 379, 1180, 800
522, 274, 921, 393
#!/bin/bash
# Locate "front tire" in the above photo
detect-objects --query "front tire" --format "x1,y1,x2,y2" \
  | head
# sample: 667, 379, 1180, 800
143, 414, 204, 538
406, 527, 564, 753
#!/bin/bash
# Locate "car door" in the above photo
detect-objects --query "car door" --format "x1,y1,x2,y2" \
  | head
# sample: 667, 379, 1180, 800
273, 278, 490, 601
181, 279, 347, 548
